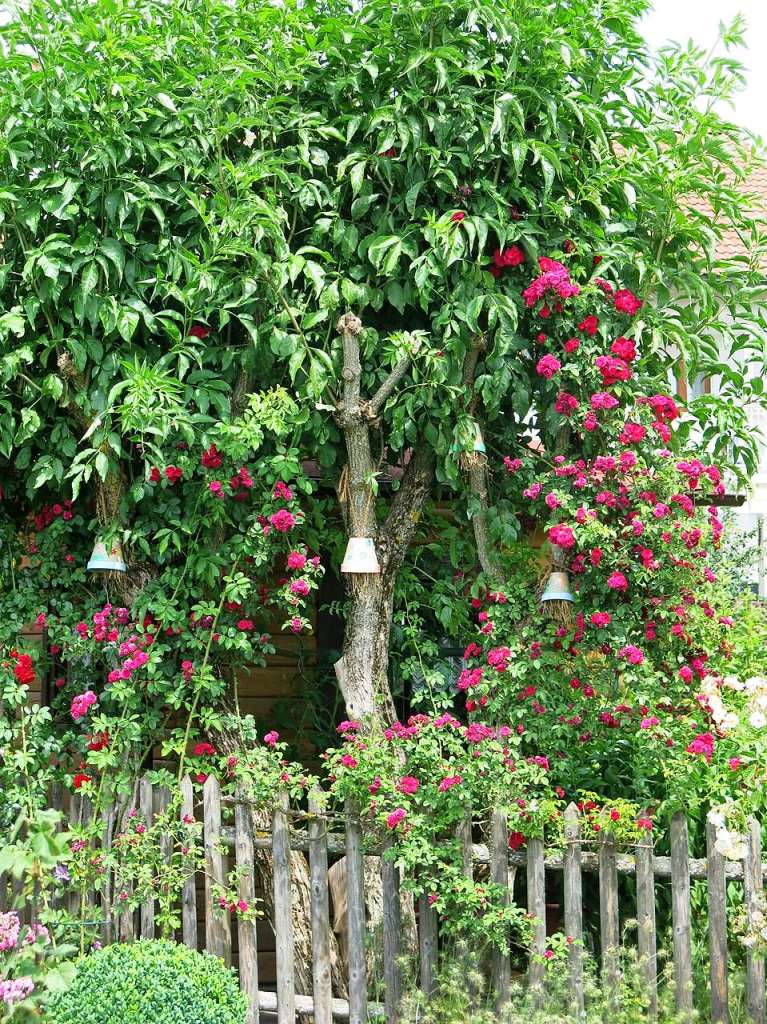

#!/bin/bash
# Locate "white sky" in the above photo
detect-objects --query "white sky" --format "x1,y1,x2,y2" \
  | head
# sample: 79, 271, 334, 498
642, 1, 767, 141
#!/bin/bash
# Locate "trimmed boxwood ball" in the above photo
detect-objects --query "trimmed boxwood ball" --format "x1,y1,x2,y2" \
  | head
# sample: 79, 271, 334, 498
47, 939, 247, 1024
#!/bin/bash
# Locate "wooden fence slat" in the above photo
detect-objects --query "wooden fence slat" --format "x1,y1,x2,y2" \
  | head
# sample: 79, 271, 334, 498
345, 797, 368, 1024
272, 791, 295, 1024
671, 812, 693, 1022
418, 892, 438, 998
117, 797, 136, 942
66, 795, 81, 920
490, 810, 511, 1009
527, 835, 546, 996
599, 832, 620, 1011
139, 777, 155, 940
203, 775, 232, 965
563, 804, 584, 1016
457, 814, 476, 1007
744, 818, 766, 1024
308, 793, 332, 1024
235, 788, 259, 1024
381, 840, 402, 1024
101, 805, 115, 945
458, 815, 473, 882
256, 991, 385, 1019
706, 818, 729, 1024
240, 829, 766, 881
635, 821, 658, 1020
180, 775, 198, 950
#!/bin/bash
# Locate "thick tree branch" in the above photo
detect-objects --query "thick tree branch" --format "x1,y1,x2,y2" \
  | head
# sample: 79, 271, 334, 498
378, 444, 436, 576
335, 313, 377, 537
468, 461, 502, 583
461, 336, 503, 582
366, 347, 417, 419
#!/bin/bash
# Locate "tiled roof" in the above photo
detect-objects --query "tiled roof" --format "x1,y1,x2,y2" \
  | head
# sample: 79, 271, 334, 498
689, 164, 767, 269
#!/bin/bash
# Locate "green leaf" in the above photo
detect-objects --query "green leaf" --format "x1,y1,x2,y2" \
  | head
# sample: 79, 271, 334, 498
100, 238, 125, 280
367, 235, 402, 273
95, 451, 110, 480
156, 92, 178, 113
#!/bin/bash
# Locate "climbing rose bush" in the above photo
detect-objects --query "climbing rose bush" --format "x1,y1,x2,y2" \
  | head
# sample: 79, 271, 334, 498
458, 253, 752, 817
325, 713, 555, 948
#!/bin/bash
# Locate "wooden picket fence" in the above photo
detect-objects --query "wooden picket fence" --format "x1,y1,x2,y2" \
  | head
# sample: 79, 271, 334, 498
42, 778, 767, 1023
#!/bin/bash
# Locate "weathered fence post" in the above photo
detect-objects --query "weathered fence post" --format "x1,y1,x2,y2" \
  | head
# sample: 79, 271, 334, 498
490, 809, 511, 1009
273, 790, 295, 1024
308, 792, 332, 1024
180, 775, 198, 950
345, 797, 368, 1024
671, 812, 693, 1022
599, 831, 620, 1011
527, 834, 547, 999
235, 787, 259, 1024
139, 777, 155, 940
635, 818, 658, 1020
563, 804, 584, 1016
272, 790, 296, 1024
706, 816, 729, 1024
744, 818, 766, 1024
381, 840, 402, 1024
101, 804, 115, 945
117, 796, 136, 942
418, 892, 438, 998
203, 775, 231, 964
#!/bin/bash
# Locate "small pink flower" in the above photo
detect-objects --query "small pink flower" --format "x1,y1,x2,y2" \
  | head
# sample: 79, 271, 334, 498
396, 776, 420, 795
438, 775, 462, 792
536, 354, 561, 380
614, 289, 641, 315
263, 731, 280, 747
273, 481, 293, 501
70, 691, 97, 722
287, 551, 307, 570
386, 808, 407, 829
269, 509, 296, 533
618, 644, 644, 666
548, 524, 575, 549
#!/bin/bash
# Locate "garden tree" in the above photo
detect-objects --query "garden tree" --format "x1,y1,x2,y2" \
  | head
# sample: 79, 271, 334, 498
0, 0, 766, 733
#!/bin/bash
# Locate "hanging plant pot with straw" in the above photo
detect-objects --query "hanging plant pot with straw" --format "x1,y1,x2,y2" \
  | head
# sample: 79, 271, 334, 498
539, 539, 574, 624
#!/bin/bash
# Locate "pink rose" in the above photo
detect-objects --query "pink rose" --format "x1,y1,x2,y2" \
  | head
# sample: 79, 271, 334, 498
396, 776, 420, 795
536, 354, 561, 380
287, 551, 307, 570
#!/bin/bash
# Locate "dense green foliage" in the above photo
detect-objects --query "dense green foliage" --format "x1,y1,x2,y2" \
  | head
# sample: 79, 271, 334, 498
47, 940, 247, 1024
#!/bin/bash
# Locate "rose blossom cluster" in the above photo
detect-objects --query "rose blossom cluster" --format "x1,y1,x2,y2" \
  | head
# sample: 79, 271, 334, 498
453, 250, 743, 785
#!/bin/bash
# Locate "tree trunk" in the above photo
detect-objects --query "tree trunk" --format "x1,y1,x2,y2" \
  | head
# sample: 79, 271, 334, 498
334, 574, 397, 723
333, 314, 434, 726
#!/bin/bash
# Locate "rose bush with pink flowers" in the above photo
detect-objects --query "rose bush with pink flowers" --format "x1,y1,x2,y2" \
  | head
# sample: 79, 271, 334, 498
445, 251, 762, 827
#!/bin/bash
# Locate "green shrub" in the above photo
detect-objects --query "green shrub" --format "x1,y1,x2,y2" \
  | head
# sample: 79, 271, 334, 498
398, 949, 706, 1024
47, 939, 247, 1024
